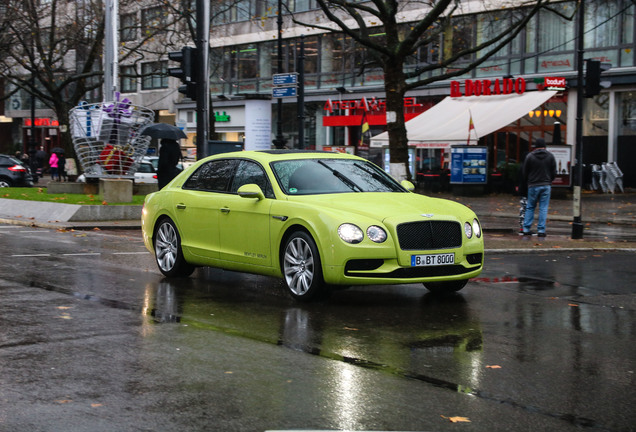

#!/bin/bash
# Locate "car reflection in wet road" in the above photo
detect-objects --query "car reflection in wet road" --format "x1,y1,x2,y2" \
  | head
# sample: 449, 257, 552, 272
0, 224, 635, 431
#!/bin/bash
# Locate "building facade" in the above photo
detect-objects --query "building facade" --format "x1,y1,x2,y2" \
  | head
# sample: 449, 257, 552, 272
2, 0, 635, 188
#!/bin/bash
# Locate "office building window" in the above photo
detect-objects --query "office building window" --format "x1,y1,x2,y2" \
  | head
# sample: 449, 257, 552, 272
120, 65, 137, 93
142, 61, 168, 90
142, 6, 167, 33
120, 13, 137, 42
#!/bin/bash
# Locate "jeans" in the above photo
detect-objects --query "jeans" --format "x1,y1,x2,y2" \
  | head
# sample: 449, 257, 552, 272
523, 185, 551, 234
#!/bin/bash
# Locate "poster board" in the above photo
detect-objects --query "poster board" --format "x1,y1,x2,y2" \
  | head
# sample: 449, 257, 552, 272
450, 146, 488, 184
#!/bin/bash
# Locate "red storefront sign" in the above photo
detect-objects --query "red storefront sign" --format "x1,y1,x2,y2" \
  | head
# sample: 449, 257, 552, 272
24, 118, 60, 127
323, 97, 430, 127
543, 77, 566, 90
450, 77, 527, 97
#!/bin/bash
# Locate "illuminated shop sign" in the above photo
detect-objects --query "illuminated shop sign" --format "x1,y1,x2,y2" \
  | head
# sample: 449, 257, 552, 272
323, 97, 423, 113
23, 118, 60, 127
214, 111, 231, 122
450, 77, 527, 97
542, 77, 566, 91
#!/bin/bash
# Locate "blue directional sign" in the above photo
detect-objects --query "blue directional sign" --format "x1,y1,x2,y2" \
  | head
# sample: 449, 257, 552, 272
273, 73, 298, 86
273, 86, 297, 98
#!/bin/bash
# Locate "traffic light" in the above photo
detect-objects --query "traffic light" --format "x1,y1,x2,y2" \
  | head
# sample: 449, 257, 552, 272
168, 46, 198, 100
584, 59, 611, 98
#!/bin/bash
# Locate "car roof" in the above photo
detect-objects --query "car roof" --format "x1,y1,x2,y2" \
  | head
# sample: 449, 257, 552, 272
203, 150, 363, 164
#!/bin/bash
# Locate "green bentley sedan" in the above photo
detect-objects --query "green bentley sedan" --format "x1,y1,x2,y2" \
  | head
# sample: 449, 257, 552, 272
142, 150, 484, 301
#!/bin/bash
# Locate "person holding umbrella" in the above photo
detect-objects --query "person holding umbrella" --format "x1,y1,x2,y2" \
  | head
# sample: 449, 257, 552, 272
157, 139, 182, 189
141, 123, 187, 189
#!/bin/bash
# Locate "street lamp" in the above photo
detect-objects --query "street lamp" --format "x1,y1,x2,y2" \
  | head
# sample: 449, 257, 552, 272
273, 0, 287, 149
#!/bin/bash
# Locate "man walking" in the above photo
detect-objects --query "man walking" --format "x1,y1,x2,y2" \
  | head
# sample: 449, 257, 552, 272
522, 138, 557, 237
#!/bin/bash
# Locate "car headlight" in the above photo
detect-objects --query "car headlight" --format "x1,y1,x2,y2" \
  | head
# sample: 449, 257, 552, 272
366, 225, 387, 243
338, 223, 364, 244
472, 218, 482, 238
464, 221, 473, 239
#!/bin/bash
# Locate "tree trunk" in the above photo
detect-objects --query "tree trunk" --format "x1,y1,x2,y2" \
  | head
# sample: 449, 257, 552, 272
383, 60, 411, 182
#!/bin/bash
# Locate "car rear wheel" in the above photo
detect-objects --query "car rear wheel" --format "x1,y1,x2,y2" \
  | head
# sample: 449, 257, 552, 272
423, 279, 468, 294
282, 231, 327, 301
154, 218, 195, 278
0, 177, 12, 187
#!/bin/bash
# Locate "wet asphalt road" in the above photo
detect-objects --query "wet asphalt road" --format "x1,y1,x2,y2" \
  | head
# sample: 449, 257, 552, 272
0, 224, 635, 432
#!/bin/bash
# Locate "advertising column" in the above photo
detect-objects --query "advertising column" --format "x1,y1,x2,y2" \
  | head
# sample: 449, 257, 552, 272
244, 99, 272, 151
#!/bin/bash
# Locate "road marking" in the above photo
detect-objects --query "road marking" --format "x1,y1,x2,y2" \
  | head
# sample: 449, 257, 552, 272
11, 254, 51, 257
112, 252, 148, 255
62, 253, 101, 256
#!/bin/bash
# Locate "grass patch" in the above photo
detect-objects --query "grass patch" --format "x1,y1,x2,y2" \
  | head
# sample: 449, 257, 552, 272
0, 187, 146, 205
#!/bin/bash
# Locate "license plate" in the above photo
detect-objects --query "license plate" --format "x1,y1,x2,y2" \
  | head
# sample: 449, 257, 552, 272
411, 253, 455, 267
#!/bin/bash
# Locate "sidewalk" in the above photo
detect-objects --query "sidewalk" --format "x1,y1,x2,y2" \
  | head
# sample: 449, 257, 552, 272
2, 186, 635, 252
429, 189, 636, 252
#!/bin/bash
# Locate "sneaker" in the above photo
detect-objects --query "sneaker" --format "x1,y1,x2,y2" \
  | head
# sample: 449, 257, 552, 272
537, 232, 546, 237
523, 231, 533, 236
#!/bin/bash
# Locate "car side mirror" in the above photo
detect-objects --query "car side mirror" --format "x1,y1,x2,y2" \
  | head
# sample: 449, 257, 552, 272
401, 180, 415, 192
237, 183, 265, 200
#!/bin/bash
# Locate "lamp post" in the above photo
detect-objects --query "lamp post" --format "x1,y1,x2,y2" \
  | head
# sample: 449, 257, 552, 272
572, 0, 585, 239
273, 0, 287, 149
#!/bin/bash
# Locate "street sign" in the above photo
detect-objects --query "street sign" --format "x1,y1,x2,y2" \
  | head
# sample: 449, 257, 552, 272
273, 86, 297, 98
273, 73, 298, 86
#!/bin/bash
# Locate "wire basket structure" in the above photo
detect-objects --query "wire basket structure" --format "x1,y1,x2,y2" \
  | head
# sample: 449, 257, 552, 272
69, 96, 155, 179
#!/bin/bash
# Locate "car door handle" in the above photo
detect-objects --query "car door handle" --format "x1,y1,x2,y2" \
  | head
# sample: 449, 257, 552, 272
220, 207, 230, 214
176, 203, 186, 210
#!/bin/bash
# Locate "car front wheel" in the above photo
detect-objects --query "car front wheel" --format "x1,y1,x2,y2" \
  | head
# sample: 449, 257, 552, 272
423, 279, 468, 294
282, 231, 327, 301
154, 218, 195, 278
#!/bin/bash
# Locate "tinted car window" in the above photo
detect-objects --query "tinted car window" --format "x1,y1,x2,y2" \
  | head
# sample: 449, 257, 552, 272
230, 160, 275, 198
183, 159, 238, 192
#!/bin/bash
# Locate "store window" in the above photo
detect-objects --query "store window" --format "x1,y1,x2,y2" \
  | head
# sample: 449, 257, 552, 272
237, 44, 258, 79
617, 91, 636, 186
142, 61, 168, 90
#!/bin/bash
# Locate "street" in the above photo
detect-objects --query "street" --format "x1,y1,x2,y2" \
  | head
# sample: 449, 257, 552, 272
0, 224, 635, 431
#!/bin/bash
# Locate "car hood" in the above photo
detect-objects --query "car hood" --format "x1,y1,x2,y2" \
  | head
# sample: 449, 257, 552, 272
287, 192, 475, 223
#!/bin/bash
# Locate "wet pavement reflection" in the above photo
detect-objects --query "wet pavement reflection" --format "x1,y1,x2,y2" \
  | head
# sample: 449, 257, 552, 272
1, 224, 635, 430
146, 274, 484, 394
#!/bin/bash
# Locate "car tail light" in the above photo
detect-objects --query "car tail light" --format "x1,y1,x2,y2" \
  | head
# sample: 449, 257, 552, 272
8, 164, 26, 172
153, 175, 157, 179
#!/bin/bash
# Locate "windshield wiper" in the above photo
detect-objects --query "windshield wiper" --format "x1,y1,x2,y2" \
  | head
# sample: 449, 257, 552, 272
353, 162, 402, 191
317, 161, 362, 192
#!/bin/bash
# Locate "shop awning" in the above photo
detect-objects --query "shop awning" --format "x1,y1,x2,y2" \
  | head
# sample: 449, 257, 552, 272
370, 90, 557, 148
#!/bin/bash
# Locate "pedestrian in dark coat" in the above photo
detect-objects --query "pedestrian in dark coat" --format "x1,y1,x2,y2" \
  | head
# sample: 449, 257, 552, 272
157, 139, 181, 189
522, 138, 557, 237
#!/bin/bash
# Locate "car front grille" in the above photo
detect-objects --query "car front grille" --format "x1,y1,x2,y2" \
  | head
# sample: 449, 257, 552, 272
396, 221, 462, 250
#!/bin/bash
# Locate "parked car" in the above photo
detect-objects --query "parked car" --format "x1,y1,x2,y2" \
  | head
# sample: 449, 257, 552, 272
142, 150, 484, 301
76, 161, 157, 184
143, 156, 184, 172
0, 154, 34, 187
134, 161, 158, 184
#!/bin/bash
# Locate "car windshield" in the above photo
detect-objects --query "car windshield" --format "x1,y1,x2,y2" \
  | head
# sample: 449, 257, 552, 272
272, 158, 406, 195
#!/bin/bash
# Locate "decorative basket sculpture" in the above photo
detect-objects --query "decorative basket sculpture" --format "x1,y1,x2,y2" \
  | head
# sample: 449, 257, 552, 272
69, 94, 155, 179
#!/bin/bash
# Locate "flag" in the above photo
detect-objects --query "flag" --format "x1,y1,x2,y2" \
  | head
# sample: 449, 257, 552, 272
359, 111, 370, 146
467, 110, 475, 145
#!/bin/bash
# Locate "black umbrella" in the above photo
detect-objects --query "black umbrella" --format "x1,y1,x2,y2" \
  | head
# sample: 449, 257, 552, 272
141, 123, 187, 140
51, 147, 65, 154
